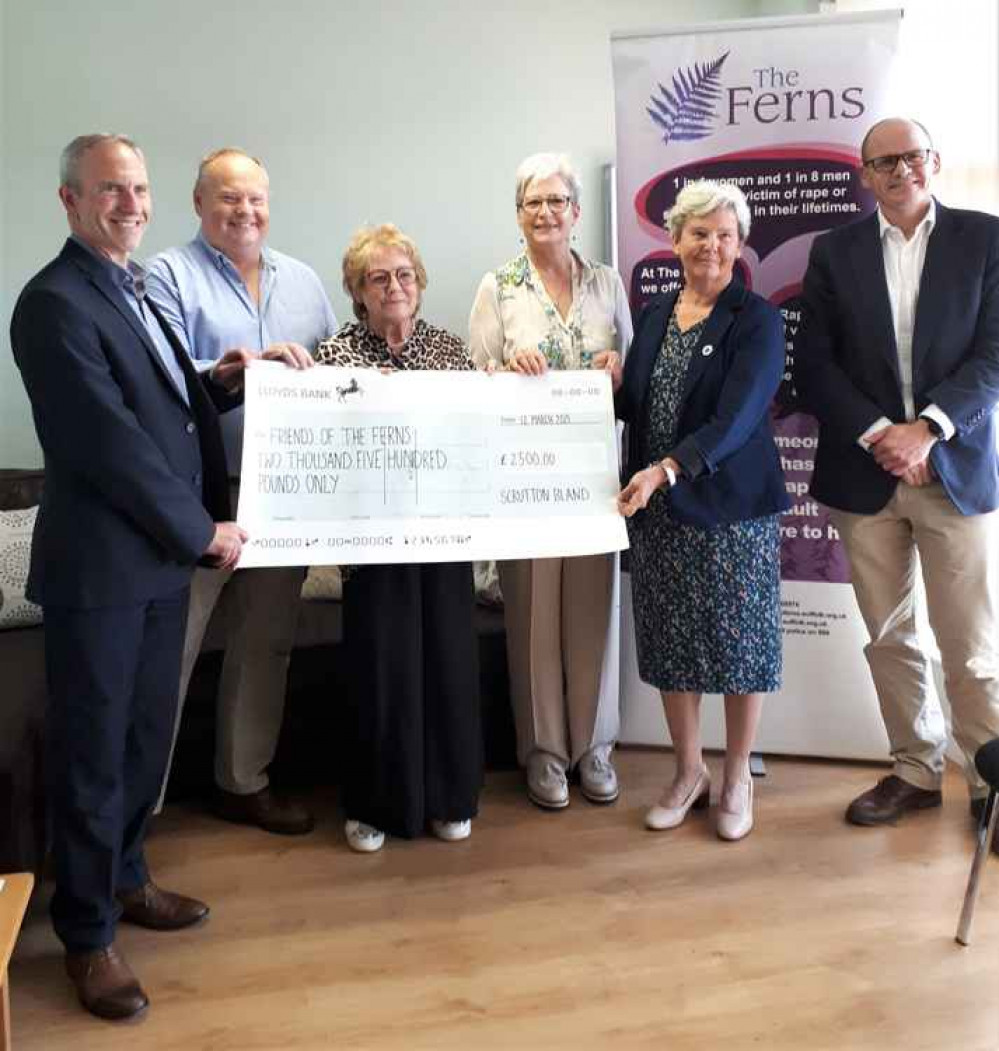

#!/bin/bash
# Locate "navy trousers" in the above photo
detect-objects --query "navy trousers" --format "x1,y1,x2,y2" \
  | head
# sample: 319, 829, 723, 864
44, 587, 189, 952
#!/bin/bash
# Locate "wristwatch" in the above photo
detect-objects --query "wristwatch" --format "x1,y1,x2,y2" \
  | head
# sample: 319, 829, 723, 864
920, 415, 945, 440
655, 459, 678, 487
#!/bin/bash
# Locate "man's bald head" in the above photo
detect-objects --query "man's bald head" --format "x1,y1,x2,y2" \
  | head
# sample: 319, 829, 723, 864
860, 118, 934, 164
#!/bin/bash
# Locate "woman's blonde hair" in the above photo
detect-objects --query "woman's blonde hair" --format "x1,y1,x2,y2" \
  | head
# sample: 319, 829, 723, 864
342, 224, 428, 321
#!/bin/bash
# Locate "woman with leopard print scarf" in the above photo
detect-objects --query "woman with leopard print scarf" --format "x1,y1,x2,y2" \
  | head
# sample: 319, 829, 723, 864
316, 224, 483, 854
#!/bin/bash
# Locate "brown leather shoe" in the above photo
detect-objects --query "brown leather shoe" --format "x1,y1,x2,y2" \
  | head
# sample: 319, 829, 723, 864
117, 882, 209, 930
65, 944, 149, 1021
214, 787, 315, 835
845, 775, 942, 826
969, 797, 999, 856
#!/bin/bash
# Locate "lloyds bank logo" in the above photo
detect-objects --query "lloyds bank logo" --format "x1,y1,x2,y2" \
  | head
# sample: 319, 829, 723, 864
647, 51, 730, 145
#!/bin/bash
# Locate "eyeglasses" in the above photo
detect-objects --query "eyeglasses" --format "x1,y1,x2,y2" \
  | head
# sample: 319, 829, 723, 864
863, 149, 935, 175
365, 267, 417, 290
518, 195, 573, 215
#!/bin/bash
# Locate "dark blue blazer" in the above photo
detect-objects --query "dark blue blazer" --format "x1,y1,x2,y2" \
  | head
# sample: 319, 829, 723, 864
797, 202, 999, 515
617, 279, 790, 529
10, 239, 233, 608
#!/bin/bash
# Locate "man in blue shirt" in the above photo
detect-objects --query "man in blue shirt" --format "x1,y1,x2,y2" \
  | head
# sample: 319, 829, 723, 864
147, 148, 337, 835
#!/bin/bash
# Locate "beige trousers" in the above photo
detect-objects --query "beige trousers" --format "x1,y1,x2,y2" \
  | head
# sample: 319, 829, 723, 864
157, 559, 305, 805
498, 552, 619, 769
831, 482, 999, 795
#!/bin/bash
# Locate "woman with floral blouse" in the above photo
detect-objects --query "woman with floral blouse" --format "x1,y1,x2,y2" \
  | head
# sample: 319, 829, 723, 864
316, 224, 482, 853
469, 153, 632, 811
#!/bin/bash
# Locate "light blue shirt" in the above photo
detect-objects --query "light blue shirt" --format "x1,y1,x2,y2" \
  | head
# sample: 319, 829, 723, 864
70, 235, 190, 406
145, 232, 337, 473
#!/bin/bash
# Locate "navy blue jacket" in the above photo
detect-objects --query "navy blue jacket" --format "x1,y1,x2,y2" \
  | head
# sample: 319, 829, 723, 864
617, 279, 790, 528
796, 202, 999, 515
10, 239, 233, 607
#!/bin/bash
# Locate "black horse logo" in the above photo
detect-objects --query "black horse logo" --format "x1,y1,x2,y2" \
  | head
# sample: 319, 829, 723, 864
336, 378, 362, 402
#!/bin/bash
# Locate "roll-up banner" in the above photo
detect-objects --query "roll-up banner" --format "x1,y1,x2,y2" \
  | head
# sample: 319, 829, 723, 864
612, 11, 912, 759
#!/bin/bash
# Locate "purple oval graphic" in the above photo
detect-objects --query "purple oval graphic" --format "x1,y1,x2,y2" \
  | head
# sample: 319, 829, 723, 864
636, 147, 875, 259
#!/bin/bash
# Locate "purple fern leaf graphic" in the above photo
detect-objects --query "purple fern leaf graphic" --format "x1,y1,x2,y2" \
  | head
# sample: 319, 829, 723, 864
648, 51, 730, 145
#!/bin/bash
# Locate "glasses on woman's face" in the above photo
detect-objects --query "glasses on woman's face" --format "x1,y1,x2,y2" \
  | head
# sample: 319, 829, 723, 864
519, 195, 573, 215
863, 148, 934, 175
366, 267, 417, 290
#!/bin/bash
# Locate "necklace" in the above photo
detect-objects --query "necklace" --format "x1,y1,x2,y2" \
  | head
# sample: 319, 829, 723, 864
519, 252, 586, 370
675, 289, 713, 333
536, 258, 574, 320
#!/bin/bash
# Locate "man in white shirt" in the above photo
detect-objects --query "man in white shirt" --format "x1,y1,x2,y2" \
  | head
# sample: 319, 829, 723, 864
798, 118, 999, 845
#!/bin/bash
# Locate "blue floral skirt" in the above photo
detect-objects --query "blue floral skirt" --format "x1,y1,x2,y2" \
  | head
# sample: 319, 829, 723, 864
627, 512, 782, 694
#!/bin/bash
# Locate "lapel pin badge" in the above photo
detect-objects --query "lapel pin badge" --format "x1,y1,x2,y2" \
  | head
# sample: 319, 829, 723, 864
701, 344, 714, 357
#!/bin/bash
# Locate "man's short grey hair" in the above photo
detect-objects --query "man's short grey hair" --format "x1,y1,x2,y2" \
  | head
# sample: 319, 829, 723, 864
515, 152, 582, 208
666, 179, 752, 243
60, 134, 142, 191
194, 147, 267, 194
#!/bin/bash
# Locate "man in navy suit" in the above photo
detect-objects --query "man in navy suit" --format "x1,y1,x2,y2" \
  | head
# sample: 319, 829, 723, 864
798, 118, 999, 842
9, 134, 299, 1021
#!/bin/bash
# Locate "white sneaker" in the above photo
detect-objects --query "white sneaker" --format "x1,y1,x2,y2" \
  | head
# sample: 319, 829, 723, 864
526, 752, 569, 809
431, 819, 471, 842
345, 819, 385, 853
579, 745, 620, 804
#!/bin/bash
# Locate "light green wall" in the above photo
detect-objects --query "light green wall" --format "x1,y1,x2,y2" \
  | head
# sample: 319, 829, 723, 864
1, 0, 813, 465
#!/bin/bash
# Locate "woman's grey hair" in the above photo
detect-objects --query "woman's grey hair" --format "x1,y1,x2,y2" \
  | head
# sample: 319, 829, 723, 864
515, 152, 582, 208
60, 134, 142, 191
666, 179, 751, 243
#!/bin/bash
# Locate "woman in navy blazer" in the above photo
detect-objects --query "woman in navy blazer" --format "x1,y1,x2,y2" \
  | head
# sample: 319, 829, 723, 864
615, 180, 789, 841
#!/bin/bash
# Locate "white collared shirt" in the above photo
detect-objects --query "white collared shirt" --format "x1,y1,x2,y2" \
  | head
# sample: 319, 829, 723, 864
880, 202, 934, 420
859, 201, 954, 447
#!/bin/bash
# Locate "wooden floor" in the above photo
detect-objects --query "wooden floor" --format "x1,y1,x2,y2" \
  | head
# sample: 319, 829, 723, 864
9, 751, 999, 1050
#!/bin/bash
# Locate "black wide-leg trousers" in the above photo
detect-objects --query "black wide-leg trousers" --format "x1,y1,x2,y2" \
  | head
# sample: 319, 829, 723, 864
342, 561, 482, 838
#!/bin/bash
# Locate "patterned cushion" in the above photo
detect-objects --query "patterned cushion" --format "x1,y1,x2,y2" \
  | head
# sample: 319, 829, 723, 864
0, 469, 45, 511
301, 565, 342, 602
0, 507, 41, 629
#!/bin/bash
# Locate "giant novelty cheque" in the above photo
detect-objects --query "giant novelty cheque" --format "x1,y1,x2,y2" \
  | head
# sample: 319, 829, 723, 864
236, 362, 629, 567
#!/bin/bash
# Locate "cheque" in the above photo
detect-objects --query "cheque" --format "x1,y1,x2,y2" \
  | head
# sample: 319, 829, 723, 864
236, 363, 629, 566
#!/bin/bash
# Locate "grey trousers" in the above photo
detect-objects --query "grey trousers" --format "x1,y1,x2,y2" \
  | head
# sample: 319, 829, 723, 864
498, 552, 620, 769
